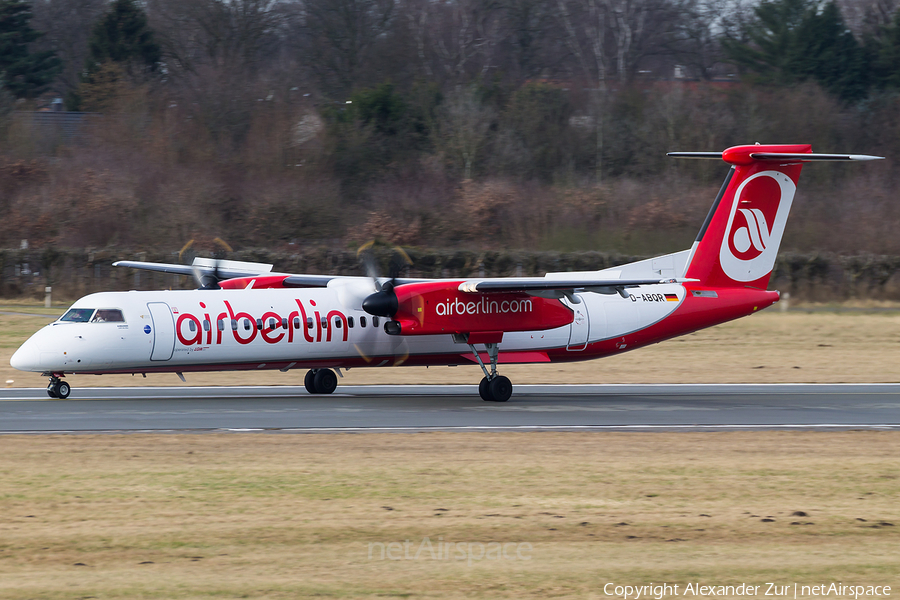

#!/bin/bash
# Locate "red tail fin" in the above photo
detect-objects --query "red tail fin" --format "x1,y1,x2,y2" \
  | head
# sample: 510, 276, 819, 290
682, 144, 811, 289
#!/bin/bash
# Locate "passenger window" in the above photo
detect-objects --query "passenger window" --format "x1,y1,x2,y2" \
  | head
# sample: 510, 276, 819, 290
306, 317, 314, 329
360, 316, 367, 328
321, 317, 328, 329
232, 319, 238, 330
282, 317, 288, 329
334, 317, 342, 328
268, 318, 277, 330
203, 320, 210, 332
243, 319, 251, 331
91, 309, 125, 323
218, 320, 225, 331
348, 316, 354, 328
60, 308, 95, 322
293, 317, 300, 329
189, 320, 196, 332
256, 318, 263, 331
373, 316, 380, 327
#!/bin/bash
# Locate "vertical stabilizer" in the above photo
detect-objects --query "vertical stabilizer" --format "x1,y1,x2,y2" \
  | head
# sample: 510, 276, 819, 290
680, 144, 810, 289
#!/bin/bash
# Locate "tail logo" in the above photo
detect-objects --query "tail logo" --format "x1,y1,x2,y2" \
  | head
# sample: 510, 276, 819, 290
732, 208, 770, 257
719, 171, 796, 283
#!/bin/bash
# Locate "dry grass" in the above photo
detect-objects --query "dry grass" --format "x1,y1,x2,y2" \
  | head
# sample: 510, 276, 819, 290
0, 432, 898, 598
1, 306, 899, 388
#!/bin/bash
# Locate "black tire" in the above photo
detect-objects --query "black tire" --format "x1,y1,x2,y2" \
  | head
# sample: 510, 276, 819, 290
313, 368, 338, 394
55, 381, 71, 399
46, 383, 58, 398
304, 369, 318, 394
478, 377, 491, 401
488, 376, 512, 402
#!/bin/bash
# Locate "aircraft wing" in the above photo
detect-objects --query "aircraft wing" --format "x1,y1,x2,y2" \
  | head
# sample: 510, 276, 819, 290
113, 258, 278, 280
113, 258, 435, 289
458, 277, 694, 296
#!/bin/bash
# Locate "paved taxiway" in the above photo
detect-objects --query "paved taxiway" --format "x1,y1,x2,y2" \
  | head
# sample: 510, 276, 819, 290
0, 384, 899, 432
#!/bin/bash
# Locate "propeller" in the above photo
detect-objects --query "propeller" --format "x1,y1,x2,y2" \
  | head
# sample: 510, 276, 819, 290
357, 243, 413, 318
192, 263, 222, 290
182, 238, 233, 290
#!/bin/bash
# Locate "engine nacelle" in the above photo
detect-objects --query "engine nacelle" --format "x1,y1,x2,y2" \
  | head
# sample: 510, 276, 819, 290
389, 281, 573, 336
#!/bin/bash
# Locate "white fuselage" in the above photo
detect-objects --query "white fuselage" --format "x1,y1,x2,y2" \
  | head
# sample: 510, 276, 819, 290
11, 277, 687, 375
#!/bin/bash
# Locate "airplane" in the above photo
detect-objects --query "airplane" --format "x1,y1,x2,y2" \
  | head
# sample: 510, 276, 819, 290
10, 144, 883, 401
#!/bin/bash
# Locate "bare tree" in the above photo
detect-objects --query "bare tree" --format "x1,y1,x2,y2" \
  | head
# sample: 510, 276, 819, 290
438, 85, 494, 179
665, 0, 728, 79
147, 0, 285, 75
402, 0, 506, 86
502, 0, 563, 79
556, 0, 608, 183
297, 0, 396, 97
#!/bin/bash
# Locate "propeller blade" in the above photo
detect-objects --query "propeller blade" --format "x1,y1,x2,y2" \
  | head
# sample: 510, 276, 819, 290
356, 241, 383, 291
388, 247, 413, 281
191, 265, 204, 288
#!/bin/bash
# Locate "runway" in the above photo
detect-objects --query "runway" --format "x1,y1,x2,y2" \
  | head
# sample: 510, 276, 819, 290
1, 384, 899, 433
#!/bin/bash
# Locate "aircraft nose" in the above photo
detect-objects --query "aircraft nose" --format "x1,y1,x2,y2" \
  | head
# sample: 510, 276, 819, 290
10, 340, 41, 372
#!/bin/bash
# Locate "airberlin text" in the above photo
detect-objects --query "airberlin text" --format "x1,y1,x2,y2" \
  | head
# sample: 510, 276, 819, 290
602, 583, 890, 600
174, 299, 348, 347
435, 297, 533, 316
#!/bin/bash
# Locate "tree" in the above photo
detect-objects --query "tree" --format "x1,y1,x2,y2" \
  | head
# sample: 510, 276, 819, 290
75, 0, 160, 111
0, 78, 13, 129
788, 2, 868, 101
300, 0, 396, 97
438, 85, 494, 179
86, 0, 161, 76
147, 0, 284, 75
722, 0, 869, 102
31, 0, 108, 98
871, 9, 900, 89
0, 0, 61, 98
499, 83, 571, 180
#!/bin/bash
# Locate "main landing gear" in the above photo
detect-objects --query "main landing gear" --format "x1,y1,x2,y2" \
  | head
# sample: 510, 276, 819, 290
304, 368, 338, 395
469, 342, 513, 402
46, 376, 71, 399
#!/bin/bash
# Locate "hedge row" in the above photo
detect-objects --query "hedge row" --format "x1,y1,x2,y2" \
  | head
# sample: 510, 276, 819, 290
2, 248, 898, 302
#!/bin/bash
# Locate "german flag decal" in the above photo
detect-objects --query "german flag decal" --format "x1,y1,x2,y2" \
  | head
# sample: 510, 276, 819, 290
665, 293, 679, 302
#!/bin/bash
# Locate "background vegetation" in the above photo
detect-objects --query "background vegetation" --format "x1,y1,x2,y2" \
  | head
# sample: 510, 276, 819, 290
1, 0, 899, 257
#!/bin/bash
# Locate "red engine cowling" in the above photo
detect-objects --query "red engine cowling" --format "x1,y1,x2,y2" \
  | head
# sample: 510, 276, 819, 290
389, 281, 573, 336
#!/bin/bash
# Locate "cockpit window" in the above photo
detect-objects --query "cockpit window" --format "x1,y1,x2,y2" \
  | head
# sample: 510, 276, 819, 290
91, 309, 125, 323
60, 308, 95, 322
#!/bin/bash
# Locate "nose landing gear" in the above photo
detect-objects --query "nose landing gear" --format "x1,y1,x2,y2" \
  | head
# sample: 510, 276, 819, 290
304, 368, 338, 394
46, 376, 71, 399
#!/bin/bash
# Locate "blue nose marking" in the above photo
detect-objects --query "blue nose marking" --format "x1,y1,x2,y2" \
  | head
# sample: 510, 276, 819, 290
144, 325, 152, 334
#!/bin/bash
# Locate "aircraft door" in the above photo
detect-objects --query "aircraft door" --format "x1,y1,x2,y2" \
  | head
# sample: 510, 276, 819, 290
147, 302, 176, 361
564, 295, 589, 351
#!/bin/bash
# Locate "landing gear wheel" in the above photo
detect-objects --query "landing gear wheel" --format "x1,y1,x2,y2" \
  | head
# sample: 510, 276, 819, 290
55, 381, 71, 399
312, 368, 338, 395
304, 369, 318, 394
478, 377, 490, 401
487, 376, 512, 402
47, 379, 70, 399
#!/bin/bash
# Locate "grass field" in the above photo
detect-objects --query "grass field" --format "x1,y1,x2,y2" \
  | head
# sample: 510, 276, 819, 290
1, 432, 898, 599
1, 302, 899, 387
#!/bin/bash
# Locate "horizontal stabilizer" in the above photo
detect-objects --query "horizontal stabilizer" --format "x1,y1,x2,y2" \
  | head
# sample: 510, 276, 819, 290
668, 151, 884, 162
666, 152, 724, 159
748, 152, 883, 161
